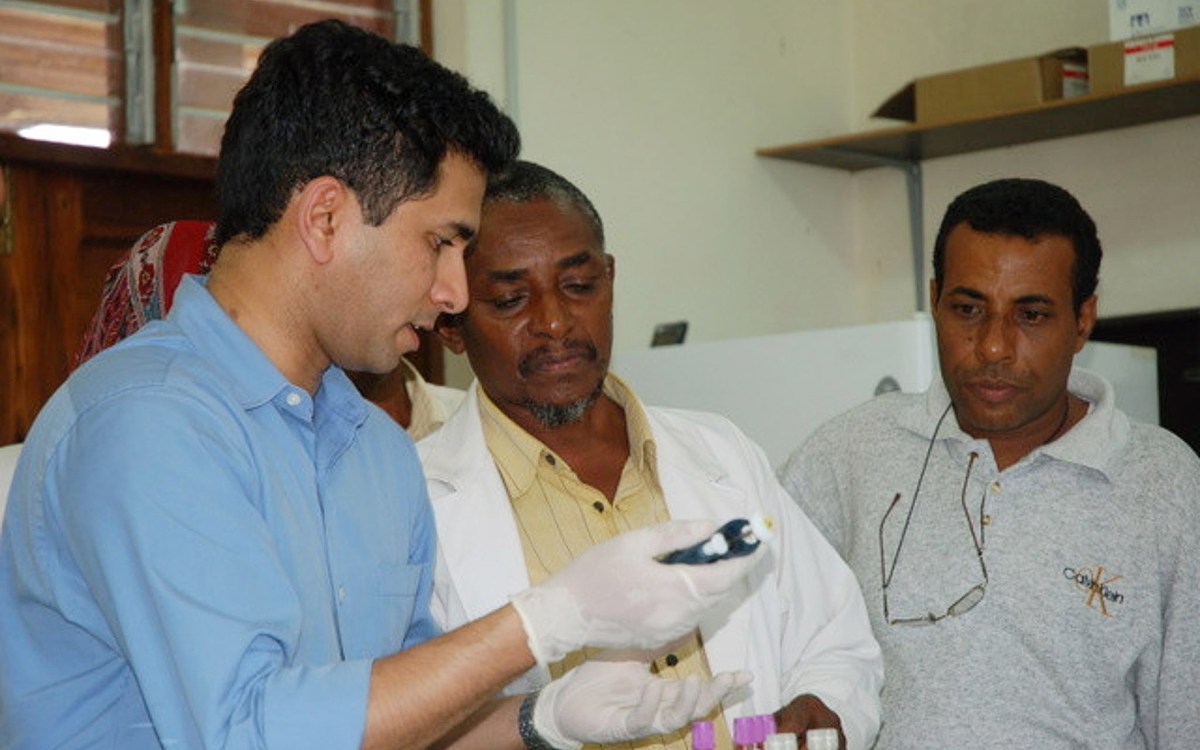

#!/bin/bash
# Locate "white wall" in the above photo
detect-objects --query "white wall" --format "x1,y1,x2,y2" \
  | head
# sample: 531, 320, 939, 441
434, 0, 1200, 387
435, 1, 861, 386
851, 0, 1200, 319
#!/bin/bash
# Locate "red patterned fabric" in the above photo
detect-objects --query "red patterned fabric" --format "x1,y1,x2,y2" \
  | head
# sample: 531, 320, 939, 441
73, 221, 219, 370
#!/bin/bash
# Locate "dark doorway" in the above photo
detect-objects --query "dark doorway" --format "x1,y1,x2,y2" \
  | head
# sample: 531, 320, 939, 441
1091, 308, 1200, 455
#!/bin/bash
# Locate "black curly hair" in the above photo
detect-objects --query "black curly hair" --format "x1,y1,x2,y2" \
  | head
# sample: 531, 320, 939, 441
214, 19, 520, 246
932, 178, 1102, 314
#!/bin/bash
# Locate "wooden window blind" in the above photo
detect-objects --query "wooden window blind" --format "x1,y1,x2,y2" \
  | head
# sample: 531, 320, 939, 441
172, 0, 399, 155
1, 1, 424, 154
0, 0, 124, 143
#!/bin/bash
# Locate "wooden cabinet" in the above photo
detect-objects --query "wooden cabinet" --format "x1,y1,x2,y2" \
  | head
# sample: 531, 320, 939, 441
0, 135, 219, 443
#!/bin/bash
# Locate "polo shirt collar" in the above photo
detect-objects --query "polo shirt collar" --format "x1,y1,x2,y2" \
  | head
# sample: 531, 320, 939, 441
899, 366, 1127, 479
475, 372, 659, 496
168, 275, 366, 425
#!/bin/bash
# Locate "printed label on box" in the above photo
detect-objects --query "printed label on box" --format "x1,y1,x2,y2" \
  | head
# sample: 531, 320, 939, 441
1062, 63, 1090, 97
1124, 33, 1176, 84
1109, 0, 1200, 39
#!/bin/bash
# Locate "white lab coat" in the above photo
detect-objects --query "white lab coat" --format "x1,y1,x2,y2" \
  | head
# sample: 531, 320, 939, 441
0, 443, 21, 526
417, 384, 883, 750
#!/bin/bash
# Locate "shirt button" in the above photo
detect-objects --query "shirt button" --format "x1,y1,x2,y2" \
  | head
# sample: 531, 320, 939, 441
545, 454, 557, 466
286, 392, 302, 407
664, 653, 679, 667
981, 514, 992, 526
338, 586, 346, 602
990, 481, 1002, 492
592, 501, 605, 513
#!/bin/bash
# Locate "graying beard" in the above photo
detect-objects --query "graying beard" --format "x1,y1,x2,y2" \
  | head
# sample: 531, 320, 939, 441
522, 385, 602, 428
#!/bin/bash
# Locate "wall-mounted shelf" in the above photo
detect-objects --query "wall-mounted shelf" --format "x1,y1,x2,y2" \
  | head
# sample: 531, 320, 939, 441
755, 75, 1200, 311
757, 76, 1200, 170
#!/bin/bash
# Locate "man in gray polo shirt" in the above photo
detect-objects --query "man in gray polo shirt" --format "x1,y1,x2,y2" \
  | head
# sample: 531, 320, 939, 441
779, 178, 1200, 749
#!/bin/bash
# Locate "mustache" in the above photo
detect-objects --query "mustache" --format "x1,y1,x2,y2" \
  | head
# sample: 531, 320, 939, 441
962, 366, 1030, 388
518, 340, 598, 377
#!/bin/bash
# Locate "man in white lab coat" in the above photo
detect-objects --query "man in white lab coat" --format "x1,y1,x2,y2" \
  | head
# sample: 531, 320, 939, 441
418, 160, 883, 750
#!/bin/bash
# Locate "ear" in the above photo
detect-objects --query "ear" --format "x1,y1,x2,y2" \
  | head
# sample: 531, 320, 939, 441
1073, 295, 1098, 353
295, 176, 351, 265
605, 253, 615, 281
928, 278, 941, 313
435, 313, 467, 355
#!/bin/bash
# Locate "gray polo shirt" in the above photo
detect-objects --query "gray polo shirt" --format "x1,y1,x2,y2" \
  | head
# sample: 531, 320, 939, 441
780, 369, 1200, 749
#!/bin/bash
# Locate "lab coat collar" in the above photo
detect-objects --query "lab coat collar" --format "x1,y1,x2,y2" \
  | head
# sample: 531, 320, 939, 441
420, 383, 752, 635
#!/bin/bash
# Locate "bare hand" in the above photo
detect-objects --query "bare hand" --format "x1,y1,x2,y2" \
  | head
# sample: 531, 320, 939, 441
774, 694, 844, 749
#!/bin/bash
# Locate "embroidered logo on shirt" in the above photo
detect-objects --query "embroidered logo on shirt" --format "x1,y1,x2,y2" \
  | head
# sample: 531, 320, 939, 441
1063, 565, 1125, 616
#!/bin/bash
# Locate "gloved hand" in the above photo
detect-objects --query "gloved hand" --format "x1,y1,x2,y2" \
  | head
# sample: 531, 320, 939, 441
509, 519, 765, 665
534, 659, 753, 749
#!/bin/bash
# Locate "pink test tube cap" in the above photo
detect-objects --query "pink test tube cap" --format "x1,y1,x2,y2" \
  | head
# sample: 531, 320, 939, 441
758, 713, 777, 739
691, 720, 716, 750
732, 717, 754, 746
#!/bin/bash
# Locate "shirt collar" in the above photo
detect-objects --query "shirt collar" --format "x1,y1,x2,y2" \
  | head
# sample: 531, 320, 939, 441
475, 372, 659, 495
1038, 368, 1128, 477
399, 357, 446, 441
899, 366, 1126, 478
168, 275, 366, 426
603, 373, 657, 474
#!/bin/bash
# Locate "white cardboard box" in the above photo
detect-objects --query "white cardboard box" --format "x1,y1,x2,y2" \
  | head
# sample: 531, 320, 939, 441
1089, 25, 1200, 95
1109, 0, 1200, 40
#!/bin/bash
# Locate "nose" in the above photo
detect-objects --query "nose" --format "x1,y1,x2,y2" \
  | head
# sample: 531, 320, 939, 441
976, 313, 1015, 364
431, 249, 469, 314
529, 291, 572, 338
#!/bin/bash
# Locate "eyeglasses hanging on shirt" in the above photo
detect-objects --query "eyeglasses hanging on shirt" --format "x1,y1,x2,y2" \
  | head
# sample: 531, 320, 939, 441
877, 403, 989, 626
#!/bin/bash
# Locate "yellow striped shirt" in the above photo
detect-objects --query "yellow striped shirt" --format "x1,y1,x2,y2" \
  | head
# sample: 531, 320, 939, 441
478, 374, 733, 750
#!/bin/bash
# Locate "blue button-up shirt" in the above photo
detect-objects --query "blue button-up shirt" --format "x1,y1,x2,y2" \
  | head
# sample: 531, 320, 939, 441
0, 276, 440, 749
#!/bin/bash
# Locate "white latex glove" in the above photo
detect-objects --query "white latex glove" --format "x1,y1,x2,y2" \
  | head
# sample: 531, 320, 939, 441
534, 659, 753, 749
510, 519, 765, 665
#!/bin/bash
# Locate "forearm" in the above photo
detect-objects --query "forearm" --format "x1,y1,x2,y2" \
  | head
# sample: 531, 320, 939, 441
428, 695, 524, 750
361, 518, 764, 750
362, 605, 533, 750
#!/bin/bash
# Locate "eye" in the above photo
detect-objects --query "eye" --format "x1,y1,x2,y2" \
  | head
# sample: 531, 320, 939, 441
1018, 308, 1050, 324
951, 302, 982, 319
429, 232, 460, 253
563, 273, 602, 295
564, 280, 596, 294
491, 293, 526, 311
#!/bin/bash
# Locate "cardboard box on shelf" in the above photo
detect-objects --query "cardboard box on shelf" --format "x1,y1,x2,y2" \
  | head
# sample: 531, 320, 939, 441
1109, 0, 1200, 40
1062, 61, 1091, 98
1089, 25, 1200, 95
873, 48, 1088, 126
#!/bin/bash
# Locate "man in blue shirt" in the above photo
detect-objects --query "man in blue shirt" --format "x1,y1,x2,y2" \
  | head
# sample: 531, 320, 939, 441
0, 21, 759, 750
